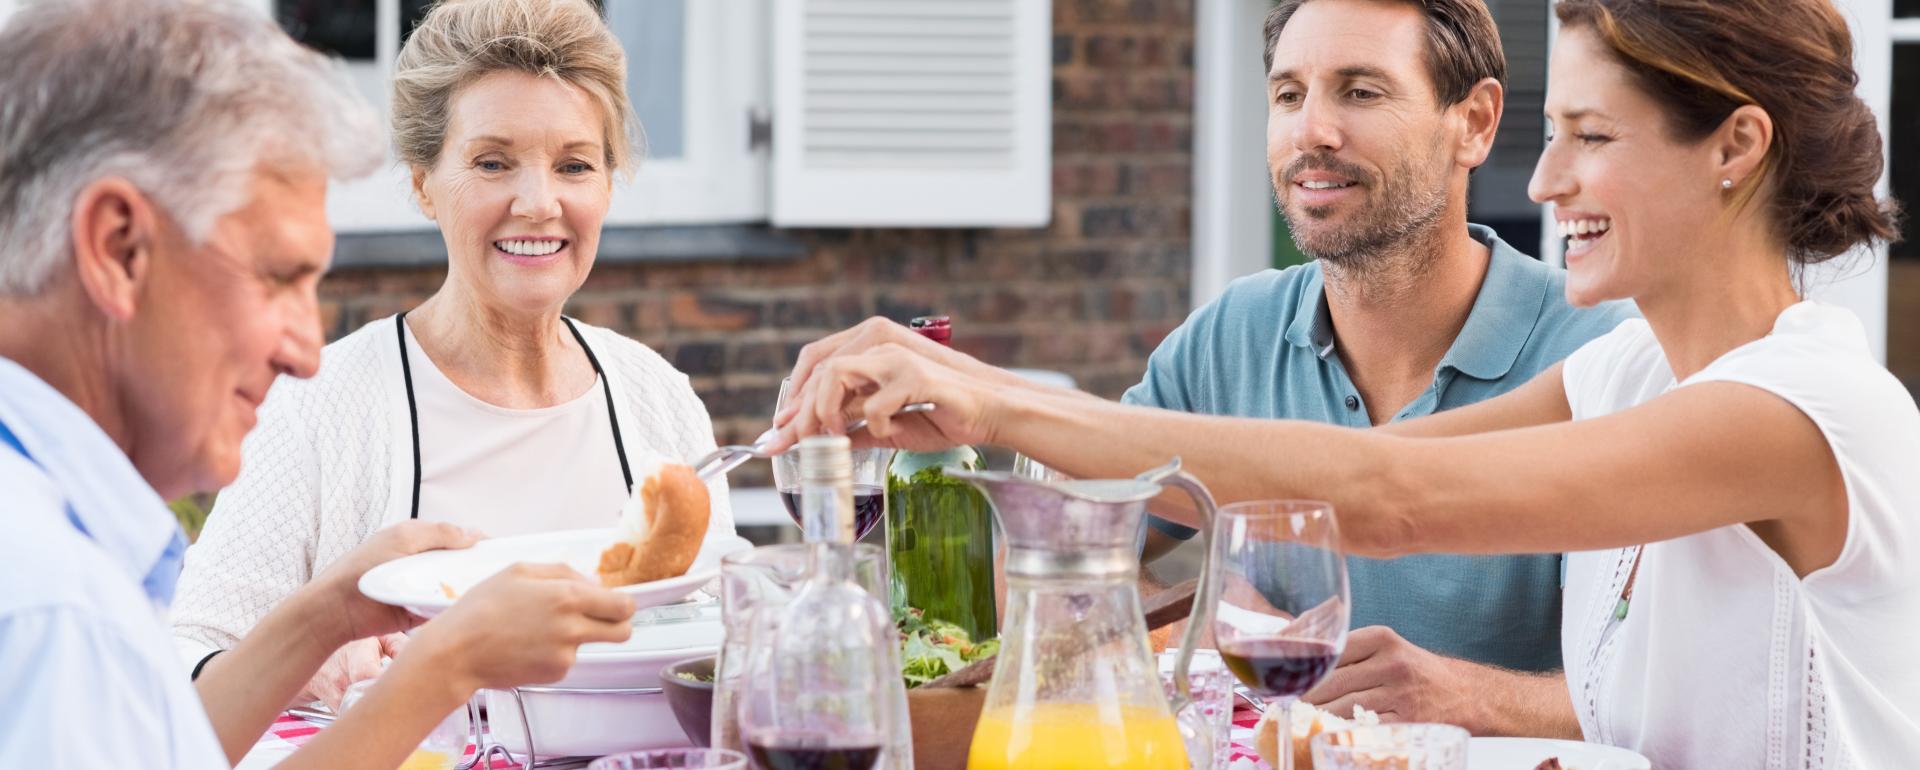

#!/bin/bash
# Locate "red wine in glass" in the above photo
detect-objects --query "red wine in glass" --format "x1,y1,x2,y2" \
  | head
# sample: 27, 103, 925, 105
1219, 637, 1340, 699
780, 484, 884, 540
747, 737, 883, 770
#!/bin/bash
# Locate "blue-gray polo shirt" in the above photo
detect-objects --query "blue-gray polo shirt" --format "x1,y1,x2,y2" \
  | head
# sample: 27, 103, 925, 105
1124, 224, 1634, 672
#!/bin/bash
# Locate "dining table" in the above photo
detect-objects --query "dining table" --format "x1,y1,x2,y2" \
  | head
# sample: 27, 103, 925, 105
235, 701, 1276, 770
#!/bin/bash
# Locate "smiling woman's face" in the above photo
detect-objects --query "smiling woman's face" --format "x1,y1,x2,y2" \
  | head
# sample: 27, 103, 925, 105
1528, 27, 1729, 308
414, 70, 612, 316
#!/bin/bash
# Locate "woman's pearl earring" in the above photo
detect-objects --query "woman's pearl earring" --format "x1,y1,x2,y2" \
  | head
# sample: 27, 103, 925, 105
1721, 178, 1735, 190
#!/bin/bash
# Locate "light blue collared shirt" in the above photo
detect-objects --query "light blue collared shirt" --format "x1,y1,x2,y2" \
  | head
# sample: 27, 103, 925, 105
0, 356, 227, 768
1124, 225, 1636, 672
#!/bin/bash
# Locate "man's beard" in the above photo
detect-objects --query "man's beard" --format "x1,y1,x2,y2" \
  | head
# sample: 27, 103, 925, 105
1275, 151, 1449, 280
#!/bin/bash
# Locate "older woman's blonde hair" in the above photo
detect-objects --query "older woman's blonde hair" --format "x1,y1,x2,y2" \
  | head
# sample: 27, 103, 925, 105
392, 0, 640, 176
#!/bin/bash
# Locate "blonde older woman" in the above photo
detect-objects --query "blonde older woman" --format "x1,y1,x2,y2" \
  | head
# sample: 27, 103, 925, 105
172, 0, 733, 708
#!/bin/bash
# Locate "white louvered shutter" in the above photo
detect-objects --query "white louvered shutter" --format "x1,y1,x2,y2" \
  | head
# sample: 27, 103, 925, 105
771, 0, 1052, 227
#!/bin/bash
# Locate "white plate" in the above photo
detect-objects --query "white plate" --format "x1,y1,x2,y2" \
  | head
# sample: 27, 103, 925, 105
358, 528, 752, 618
1470, 737, 1651, 770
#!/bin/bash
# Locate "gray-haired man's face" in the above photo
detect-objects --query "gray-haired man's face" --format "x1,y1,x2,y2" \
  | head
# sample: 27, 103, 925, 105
1264, 0, 1457, 267
120, 166, 332, 499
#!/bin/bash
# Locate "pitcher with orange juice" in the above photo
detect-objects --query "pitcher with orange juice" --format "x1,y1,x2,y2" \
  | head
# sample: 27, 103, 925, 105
949, 460, 1221, 770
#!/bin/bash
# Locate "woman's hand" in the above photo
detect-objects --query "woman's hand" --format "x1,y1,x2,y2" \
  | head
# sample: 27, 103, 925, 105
302, 633, 406, 711
785, 317, 1023, 400
302, 521, 484, 647
770, 341, 1009, 453
405, 562, 635, 693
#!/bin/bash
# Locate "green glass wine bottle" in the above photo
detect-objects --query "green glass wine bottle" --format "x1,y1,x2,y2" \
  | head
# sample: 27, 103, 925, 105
884, 316, 997, 641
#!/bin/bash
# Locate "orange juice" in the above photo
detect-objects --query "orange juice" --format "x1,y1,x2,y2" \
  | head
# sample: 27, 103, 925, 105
967, 703, 1187, 770
395, 749, 455, 770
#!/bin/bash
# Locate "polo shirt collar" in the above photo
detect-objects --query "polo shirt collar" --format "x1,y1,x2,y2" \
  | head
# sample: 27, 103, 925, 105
1283, 267, 1336, 358
1282, 224, 1548, 380
1440, 225, 1549, 380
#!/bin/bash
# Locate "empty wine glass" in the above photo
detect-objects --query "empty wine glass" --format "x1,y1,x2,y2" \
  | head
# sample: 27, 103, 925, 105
771, 377, 890, 539
1209, 500, 1349, 770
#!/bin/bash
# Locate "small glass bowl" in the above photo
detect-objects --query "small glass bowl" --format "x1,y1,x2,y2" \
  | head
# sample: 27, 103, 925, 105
1311, 723, 1470, 770
587, 748, 750, 770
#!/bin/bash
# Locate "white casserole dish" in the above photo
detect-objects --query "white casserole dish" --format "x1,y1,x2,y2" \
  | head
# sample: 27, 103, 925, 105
485, 598, 724, 759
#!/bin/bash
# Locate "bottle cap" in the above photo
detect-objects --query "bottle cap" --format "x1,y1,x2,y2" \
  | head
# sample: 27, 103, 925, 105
909, 315, 952, 346
798, 435, 852, 485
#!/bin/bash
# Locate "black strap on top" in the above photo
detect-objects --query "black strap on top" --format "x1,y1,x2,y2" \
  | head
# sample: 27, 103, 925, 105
396, 312, 425, 520
562, 316, 635, 492
396, 312, 633, 519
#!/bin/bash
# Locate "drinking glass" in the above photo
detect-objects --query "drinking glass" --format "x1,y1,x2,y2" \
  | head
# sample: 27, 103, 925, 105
339, 678, 468, 770
1158, 649, 1233, 770
587, 749, 749, 770
771, 377, 890, 539
1208, 500, 1349, 770
1310, 724, 1469, 770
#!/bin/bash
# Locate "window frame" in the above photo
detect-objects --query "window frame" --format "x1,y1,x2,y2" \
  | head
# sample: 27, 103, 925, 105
250, 0, 769, 234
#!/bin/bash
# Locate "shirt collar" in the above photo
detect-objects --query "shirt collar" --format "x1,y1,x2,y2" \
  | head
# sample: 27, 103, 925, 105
0, 356, 186, 606
1283, 224, 1548, 380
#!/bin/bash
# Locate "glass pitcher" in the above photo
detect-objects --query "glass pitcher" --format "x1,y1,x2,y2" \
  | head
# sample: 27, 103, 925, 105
713, 544, 913, 770
950, 458, 1220, 770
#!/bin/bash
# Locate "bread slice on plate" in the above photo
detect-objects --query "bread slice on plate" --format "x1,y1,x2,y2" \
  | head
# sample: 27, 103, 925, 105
1250, 702, 1381, 770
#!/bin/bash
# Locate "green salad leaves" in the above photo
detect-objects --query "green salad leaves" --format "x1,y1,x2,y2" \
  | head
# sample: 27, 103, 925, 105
896, 606, 999, 688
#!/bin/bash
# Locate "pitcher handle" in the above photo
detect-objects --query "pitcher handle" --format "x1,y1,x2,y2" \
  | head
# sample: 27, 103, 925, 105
1139, 458, 1220, 716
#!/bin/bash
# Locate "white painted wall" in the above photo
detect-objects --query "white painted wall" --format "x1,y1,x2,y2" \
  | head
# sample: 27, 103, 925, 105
1190, 0, 1276, 308
1816, 0, 1892, 363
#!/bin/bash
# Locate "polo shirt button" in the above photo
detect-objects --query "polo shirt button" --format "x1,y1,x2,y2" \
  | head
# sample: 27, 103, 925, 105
1345, 395, 1360, 410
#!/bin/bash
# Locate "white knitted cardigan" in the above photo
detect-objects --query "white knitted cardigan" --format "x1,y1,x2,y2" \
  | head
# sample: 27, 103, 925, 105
169, 315, 733, 666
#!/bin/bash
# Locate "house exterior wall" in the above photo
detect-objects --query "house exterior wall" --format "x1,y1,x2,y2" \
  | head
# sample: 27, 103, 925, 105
313, 0, 1198, 484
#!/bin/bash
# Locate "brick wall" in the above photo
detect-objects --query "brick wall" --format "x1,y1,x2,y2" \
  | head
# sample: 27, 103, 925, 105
315, 0, 1196, 486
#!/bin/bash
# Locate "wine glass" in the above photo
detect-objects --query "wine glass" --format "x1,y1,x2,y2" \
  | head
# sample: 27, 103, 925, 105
771, 377, 890, 539
1209, 500, 1349, 770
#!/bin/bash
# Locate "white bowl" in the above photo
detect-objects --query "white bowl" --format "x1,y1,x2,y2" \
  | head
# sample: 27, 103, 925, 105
358, 528, 752, 618
486, 603, 726, 759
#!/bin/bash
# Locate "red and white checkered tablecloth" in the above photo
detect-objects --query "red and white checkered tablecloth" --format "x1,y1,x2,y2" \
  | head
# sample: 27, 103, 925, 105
243, 704, 1272, 770
240, 713, 526, 770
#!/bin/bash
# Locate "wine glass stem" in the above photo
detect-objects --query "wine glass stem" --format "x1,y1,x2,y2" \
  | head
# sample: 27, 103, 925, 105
1271, 696, 1299, 770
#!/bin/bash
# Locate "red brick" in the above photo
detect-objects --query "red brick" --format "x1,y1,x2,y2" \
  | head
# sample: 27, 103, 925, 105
668, 292, 762, 332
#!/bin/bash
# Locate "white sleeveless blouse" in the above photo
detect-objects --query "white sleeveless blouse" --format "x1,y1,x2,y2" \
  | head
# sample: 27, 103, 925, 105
1559, 303, 1920, 770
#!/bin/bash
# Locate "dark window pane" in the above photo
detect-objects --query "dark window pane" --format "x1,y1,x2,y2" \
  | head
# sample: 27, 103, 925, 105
1899, 0, 1920, 18
276, 0, 376, 60
402, 0, 603, 42
1893, 46, 1920, 396
402, 0, 431, 42
1892, 45, 1919, 260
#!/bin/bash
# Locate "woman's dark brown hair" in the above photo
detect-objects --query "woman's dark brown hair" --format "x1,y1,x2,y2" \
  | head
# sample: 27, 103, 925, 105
1555, 0, 1900, 265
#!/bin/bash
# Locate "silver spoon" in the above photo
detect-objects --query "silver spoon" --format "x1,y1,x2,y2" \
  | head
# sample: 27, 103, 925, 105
690, 402, 937, 480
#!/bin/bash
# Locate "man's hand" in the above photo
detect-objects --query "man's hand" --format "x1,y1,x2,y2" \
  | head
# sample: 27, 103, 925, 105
405, 562, 635, 693
1303, 626, 1578, 738
304, 521, 483, 647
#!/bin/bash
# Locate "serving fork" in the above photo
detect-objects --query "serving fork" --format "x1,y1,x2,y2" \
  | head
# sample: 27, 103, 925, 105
689, 402, 937, 480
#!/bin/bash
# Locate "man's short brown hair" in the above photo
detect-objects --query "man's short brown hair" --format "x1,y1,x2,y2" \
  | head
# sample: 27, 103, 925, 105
1263, 0, 1507, 107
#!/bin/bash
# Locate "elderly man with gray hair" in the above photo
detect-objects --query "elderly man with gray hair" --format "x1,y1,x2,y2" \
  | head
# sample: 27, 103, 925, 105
0, 1, 637, 767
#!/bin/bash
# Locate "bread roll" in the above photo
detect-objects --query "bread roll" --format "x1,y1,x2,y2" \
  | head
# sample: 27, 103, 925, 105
1251, 702, 1381, 770
596, 463, 711, 587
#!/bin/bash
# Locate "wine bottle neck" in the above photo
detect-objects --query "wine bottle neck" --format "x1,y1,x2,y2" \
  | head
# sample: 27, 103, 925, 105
800, 476, 856, 545
797, 435, 856, 545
